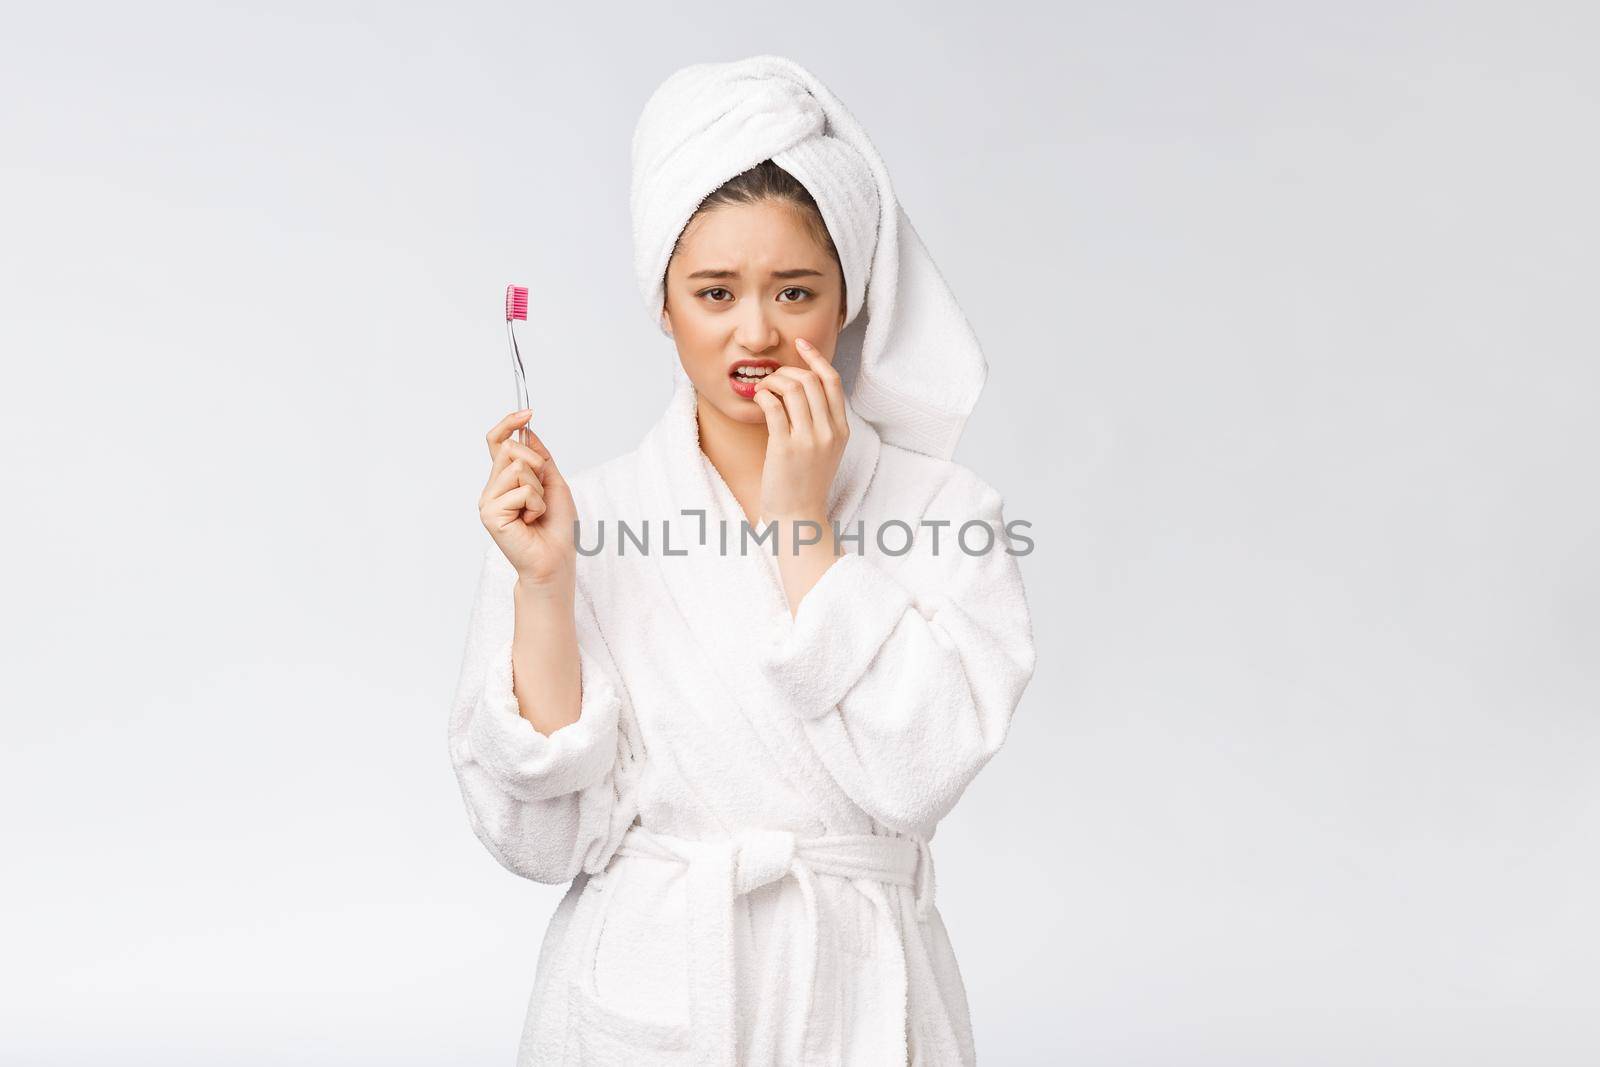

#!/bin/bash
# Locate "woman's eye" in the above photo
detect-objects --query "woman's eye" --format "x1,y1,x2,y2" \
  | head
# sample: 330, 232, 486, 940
778, 287, 811, 302
700, 287, 732, 302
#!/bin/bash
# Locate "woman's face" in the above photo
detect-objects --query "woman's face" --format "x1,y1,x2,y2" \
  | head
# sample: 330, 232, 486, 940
662, 198, 847, 427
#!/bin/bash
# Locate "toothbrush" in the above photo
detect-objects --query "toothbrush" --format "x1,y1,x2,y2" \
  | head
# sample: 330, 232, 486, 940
505, 284, 530, 443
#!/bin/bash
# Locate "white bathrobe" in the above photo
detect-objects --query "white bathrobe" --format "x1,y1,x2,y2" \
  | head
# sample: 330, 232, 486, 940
447, 372, 1037, 1065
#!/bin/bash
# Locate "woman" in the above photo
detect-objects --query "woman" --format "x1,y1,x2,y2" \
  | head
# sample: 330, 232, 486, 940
448, 55, 1038, 1066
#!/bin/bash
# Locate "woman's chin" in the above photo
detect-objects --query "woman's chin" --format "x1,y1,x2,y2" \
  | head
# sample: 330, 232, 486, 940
724, 399, 768, 424
695, 387, 767, 426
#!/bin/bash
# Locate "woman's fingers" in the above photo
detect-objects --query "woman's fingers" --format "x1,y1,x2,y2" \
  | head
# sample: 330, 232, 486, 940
518, 424, 556, 464
795, 338, 848, 437
488, 436, 548, 487
759, 364, 837, 446
482, 484, 545, 532
751, 387, 788, 440
789, 366, 832, 441
757, 371, 816, 440
481, 453, 545, 506
486, 408, 533, 460
482, 432, 548, 521
512, 424, 569, 490
487, 411, 533, 482
486, 411, 562, 487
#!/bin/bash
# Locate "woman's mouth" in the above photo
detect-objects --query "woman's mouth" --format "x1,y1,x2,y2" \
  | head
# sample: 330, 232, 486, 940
728, 360, 781, 399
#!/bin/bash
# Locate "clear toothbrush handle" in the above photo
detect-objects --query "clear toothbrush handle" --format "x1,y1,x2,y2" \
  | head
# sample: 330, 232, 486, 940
507, 319, 531, 445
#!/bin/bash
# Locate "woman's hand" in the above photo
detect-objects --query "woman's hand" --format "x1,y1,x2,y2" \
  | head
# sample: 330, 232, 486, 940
479, 409, 579, 587
751, 337, 849, 525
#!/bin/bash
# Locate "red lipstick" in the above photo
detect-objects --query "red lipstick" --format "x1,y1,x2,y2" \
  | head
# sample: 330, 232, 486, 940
728, 358, 782, 400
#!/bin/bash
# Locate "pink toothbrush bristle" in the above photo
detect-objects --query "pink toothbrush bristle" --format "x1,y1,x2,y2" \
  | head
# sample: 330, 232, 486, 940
505, 285, 529, 321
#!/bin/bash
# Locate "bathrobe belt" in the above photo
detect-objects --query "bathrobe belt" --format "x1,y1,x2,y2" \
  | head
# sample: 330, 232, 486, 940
612, 824, 939, 1066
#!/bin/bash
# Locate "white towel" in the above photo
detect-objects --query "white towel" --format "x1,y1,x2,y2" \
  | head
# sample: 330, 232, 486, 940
630, 54, 989, 461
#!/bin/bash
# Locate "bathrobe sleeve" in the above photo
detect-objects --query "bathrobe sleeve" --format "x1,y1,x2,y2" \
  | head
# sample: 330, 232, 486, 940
447, 542, 635, 884
756, 465, 1037, 836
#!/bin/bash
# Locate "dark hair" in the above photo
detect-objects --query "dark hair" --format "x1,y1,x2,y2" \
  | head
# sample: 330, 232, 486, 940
667, 159, 846, 309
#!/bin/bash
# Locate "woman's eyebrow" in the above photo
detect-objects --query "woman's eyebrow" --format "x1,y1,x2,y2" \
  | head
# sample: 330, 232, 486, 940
686, 268, 826, 280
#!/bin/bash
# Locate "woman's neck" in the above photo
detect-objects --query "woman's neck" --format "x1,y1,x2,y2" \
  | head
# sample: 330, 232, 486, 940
694, 394, 767, 523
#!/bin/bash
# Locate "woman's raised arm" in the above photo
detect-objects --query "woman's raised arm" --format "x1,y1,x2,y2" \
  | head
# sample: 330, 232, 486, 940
446, 409, 635, 884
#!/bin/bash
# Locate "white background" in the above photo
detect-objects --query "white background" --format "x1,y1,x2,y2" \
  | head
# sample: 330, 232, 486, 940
3, 2, 1596, 1063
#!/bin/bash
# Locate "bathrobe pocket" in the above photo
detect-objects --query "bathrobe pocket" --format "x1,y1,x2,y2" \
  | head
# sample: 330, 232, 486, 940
567, 859, 693, 1062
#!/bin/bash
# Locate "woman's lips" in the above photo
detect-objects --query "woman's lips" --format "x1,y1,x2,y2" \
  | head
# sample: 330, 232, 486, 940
728, 359, 781, 400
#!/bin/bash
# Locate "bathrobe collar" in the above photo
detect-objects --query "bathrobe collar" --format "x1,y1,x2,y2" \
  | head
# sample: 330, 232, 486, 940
631, 372, 882, 823
635, 370, 881, 604
636, 363, 883, 537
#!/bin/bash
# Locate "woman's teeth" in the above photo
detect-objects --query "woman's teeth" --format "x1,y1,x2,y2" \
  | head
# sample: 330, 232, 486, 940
733, 366, 775, 381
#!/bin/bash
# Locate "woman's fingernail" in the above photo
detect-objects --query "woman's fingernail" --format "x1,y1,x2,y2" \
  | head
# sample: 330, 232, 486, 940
796, 338, 812, 351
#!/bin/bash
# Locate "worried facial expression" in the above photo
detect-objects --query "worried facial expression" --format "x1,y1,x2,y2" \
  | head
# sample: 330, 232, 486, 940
661, 198, 847, 426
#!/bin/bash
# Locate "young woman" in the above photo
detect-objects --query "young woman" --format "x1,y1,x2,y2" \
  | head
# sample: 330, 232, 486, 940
449, 56, 1037, 1066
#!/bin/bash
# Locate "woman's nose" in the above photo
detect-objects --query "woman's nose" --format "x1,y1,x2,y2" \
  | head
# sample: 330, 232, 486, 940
732, 299, 780, 352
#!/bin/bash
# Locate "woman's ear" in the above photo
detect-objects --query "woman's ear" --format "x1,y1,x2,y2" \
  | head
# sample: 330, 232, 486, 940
660, 306, 674, 337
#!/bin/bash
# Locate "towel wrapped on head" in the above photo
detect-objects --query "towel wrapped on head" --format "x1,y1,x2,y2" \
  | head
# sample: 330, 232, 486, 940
630, 54, 988, 462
